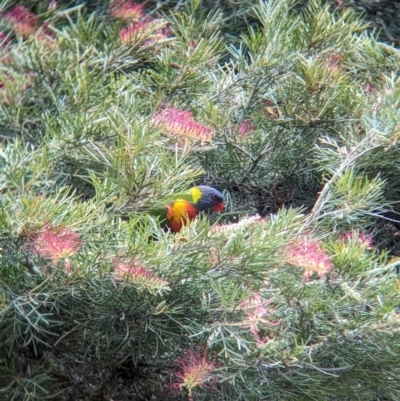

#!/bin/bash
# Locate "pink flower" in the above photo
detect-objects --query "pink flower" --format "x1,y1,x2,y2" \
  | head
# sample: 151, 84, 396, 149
2, 5, 54, 40
209, 216, 264, 237
171, 347, 218, 400
26, 224, 81, 273
119, 19, 168, 45
339, 231, 374, 249
285, 238, 333, 281
152, 106, 214, 144
113, 260, 170, 293
240, 292, 280, 346
3, 6, 38, 38
238, 120, 255, 136
110, 0, 144, 21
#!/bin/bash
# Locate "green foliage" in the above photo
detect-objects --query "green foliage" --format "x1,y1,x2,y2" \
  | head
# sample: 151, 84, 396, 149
2, 0, 400, 400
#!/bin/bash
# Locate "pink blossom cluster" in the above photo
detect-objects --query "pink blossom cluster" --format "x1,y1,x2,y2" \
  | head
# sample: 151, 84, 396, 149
109, 0, 144, 21
285, 237, 333, 281
25, 224, 81, 273
152, 106, 215, 143
113, 260, 170, 293
209, 216, 264, 237
2, 5, 37, 38
240, 292, 280, 346
2, 6, 54, 40
339, 231, 374, 249
119, 19, 169, 45
171, 347, 218, 400
238, 120, 255, 136
111, 1, 170, 46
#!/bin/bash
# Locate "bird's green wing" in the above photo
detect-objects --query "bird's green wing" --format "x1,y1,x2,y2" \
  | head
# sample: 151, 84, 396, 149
145, 190, 196, 227
116, 189, 196, 221
127, 189, 195, 211
144, 204, 170, 228
152, 189, 195, 205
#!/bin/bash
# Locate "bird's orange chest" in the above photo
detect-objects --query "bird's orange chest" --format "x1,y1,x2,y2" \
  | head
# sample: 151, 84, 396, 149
166, 200, 198, 232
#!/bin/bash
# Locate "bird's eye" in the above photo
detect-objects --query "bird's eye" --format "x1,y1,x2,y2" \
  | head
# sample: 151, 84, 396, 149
211, 194, 217, 200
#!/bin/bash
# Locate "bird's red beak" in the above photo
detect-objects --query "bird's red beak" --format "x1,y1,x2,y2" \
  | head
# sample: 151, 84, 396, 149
212, 202, 225, 213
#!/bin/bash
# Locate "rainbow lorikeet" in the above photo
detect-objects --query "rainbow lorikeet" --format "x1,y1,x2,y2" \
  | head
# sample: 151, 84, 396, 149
121, 185, 224, 232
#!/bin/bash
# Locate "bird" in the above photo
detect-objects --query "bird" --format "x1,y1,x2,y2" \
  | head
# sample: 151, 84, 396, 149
119, 185, 225, 233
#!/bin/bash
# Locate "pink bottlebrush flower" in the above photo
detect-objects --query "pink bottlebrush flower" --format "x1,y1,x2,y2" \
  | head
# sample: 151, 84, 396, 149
339, 231, 374, 250
240, 292, 280, 346
209, 216, 264, 236
26, 224, 81, 273
285, 238, 333, 281
109, 0, 144, 21
152, 106, 214, 144
119, 18, 168, 45
171, 347, 218, 400
3, 6, 38, 38
113, 260, 170, 293
238, 120, 255, 136
2, 6, 55, 41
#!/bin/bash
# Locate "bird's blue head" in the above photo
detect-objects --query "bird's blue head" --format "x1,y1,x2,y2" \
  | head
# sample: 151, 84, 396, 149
192, 185, 225, 212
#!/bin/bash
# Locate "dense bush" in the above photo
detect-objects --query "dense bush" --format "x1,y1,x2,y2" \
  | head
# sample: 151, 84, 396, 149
1, 0, 400, 400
